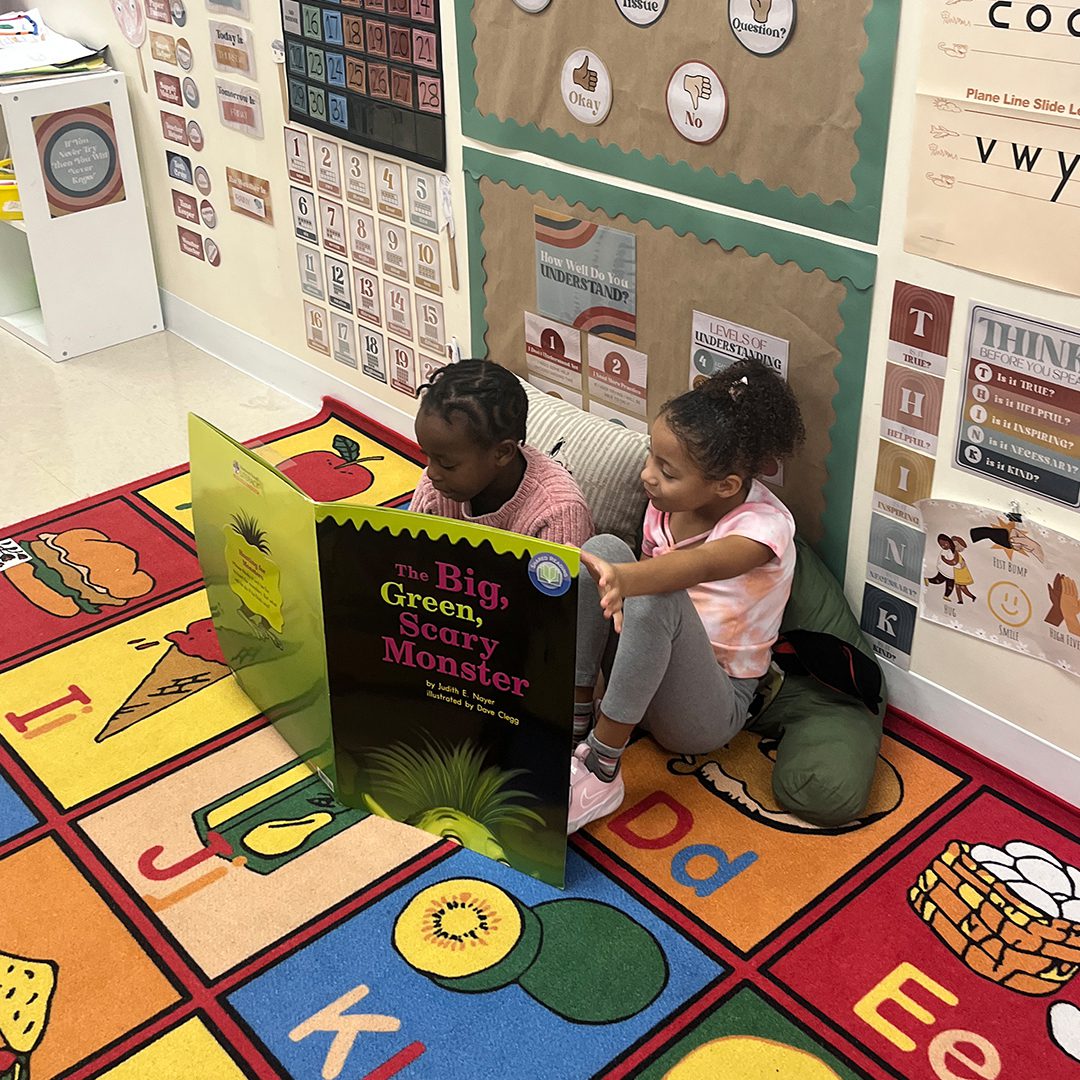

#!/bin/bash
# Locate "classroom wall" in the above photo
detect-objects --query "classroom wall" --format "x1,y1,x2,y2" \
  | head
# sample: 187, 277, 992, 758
34, 3, 1080, 775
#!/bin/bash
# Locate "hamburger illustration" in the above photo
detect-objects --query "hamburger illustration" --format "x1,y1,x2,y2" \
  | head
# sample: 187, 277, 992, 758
97, 617, 231, 742
0, 950, 58, 1080
2, 528, 154, 618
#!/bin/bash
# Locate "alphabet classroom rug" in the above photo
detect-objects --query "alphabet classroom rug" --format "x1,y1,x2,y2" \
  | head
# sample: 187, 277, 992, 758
1, 400, 1079, 1080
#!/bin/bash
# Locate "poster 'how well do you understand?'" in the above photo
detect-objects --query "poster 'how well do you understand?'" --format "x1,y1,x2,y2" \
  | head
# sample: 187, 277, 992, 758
535, 207, 636, 346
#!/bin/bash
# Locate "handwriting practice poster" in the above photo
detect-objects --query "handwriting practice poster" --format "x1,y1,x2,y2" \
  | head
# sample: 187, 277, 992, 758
907, 1, 1080, 293
918, 499, 1080, 677
189, 417, 577, 886
534, 207, 637, 346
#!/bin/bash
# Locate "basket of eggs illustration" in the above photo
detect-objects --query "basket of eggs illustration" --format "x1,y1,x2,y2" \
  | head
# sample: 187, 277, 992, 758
909, 840, 1080, 995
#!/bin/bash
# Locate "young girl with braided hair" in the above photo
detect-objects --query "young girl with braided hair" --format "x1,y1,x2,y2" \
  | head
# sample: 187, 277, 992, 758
411, 358, 593, 548
569, 358, 805, 832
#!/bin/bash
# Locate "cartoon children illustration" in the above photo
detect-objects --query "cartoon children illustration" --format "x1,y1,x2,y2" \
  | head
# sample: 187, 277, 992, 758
925, 534, 957, 600
925, 535, 976, 604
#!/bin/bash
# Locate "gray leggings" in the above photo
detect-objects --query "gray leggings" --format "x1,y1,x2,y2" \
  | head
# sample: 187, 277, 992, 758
576, 535, 756, 754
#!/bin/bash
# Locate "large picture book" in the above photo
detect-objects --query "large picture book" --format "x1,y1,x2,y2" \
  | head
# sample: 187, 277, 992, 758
189, 415, 577, 886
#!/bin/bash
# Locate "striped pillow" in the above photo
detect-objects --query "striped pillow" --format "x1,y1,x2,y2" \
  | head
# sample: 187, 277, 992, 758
521, 379, 649, 549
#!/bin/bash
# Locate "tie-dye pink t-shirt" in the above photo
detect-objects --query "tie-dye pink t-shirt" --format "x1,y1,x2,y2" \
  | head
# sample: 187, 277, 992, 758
641, 480, 796, 679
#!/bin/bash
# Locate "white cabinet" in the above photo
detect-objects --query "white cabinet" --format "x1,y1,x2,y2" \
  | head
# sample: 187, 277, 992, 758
0, 70, 161, 362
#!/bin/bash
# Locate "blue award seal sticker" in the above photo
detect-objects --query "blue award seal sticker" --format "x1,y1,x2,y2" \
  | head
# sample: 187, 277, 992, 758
528, 553, 572, 597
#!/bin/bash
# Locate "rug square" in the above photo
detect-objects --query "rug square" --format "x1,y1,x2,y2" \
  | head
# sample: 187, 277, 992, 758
91, 1017, 247, 1079
0, 591, 259, 808
0, 496, 199, 672
633, 984, 871, 1078
769, 790, 1080, 1079
227, 848, 725, 1080
0, 838, 180, 1080
0, 770, 39, 845
79, 726, 436, 980
584, 731, 965, 953
135, 413, 422, 534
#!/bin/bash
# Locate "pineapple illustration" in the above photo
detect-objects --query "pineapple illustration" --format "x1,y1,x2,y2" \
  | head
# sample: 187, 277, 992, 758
224, 513, 284, 633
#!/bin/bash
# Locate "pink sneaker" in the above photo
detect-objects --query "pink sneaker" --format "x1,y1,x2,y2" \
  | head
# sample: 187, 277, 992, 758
568, 754, 625, 834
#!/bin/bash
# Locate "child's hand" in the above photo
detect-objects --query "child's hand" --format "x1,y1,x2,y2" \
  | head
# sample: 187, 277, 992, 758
582, 551, 625, 632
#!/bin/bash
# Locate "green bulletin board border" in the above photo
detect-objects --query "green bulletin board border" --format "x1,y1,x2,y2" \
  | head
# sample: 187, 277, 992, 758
463, 148, 877, 579
455, 0, 900, 243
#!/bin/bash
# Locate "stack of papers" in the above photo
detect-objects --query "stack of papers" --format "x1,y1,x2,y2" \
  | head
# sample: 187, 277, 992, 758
0, 9, 107, 84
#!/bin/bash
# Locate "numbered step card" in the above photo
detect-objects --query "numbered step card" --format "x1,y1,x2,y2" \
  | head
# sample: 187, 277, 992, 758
325, 255, 353, 313
313, 137, 342, 197
354, 267, 382, 326
296, 243, 325, 298
407, 167, 439, 232
415, 294, 445, 354
375, 157, 405, 219
389, 337, 418, 397
319, 198, 347, 255
343, 150, 372, 210
291, 186, 318, 243
331, 313, 359, 369
348, 209, 378, 269
411, 231, 442, 294
419, 350, 447, 385
384, 280, 413, 341
285, 127, 312, 184
304, 301, 331, 356
379, 220, 409, 281
361, 327, 388, 383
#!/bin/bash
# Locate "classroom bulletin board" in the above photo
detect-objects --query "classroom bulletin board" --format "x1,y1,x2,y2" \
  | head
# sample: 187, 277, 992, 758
464, 150, 877, 577
457, 0, 901, 241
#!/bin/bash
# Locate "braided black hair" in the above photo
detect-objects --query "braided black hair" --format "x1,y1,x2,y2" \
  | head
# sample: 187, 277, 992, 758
418, 359, 528, 447
662, 358, 805, 481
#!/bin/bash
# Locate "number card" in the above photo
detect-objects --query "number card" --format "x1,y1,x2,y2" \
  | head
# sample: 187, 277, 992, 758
280, 0, 446, 170
297, 243, 325, 298
291, 186, 318, 243
411, 231, 442, 294
331, 313, 358, 369
344, 147, 372, 207
375, 158, 404, 219
407, 167, 438, 232
361, 328, 388, 383
384, 280, 413, 341
314, 137, 342, 196
419, 351, 447, 384
416, 294, 445, 354
379, 219, 408, 281
325, 255, 353, 313
348, 208, 378, 268
285, 127, 313, 184
304, 301, 331, 355
319, 198, 347, 255
354, 267, 382, 325
389, 338, 417, 397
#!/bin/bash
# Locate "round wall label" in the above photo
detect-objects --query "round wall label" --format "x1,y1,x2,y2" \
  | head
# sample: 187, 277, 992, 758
176, 38, 193, 71
614, 0, 667, 27
561, 50, 612, 126
666, 61, 728, 144
728, 0, 796, 56
513, 0, 552, 11
194, 165, 212, 195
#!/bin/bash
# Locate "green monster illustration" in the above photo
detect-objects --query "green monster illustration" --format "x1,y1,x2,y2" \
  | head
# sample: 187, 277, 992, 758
343, 738, 544, 865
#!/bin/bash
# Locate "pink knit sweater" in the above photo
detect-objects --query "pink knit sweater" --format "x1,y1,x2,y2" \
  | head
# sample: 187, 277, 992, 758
410, 443, 594, 548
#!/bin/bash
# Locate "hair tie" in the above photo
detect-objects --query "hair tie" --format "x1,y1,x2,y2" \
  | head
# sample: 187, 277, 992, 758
728, 375, 749, 403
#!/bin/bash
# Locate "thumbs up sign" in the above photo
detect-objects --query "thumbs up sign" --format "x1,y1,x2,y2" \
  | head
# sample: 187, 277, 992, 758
573, 55, 598, 92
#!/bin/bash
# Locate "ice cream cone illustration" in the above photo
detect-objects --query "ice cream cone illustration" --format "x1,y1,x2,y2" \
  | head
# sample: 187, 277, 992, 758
0, 951, 58, 1080
97, 617, 231, 742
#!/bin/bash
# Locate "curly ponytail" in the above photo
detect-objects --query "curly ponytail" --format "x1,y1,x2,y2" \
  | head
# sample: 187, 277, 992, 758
662, 358, 805, 481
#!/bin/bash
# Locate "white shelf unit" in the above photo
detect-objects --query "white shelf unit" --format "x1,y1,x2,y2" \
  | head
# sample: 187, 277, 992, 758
0, 70, 162, 362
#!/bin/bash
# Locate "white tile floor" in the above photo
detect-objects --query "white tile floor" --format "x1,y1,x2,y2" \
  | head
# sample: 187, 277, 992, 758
0, 330, 313, 527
